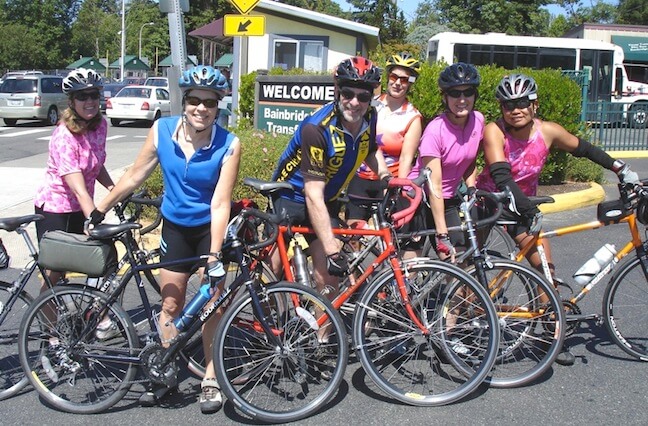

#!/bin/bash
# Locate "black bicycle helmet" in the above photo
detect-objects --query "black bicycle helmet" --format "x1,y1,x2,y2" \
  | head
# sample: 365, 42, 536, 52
496, 74, 538, 101
334, 56, 381, 90
438, 62, 481, 91
63, 68, 103, 95
386, 52, 421, 77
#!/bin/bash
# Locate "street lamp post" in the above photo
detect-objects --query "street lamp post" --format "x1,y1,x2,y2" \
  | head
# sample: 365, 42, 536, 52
139, 22, 154, 60
120, 0, 125, 81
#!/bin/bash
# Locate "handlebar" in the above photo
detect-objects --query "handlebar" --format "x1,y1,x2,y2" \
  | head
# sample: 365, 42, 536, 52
113, 190, 163, 236
386, 168, 430, 228
227, 208, 280, 251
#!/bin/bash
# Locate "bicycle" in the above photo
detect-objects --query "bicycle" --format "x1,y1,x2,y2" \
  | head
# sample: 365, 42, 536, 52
17, 207, 348, 423
243, 169, 501, 406
498, 179, 648, 361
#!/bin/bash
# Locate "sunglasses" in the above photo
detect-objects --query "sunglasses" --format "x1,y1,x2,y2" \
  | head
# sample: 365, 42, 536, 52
501, 98, 532, 111
340, 87, 373, 103
445, 87, 476, 98
185, 95, 220, 108
388, 73, 411, 85
74, 91, 100, 101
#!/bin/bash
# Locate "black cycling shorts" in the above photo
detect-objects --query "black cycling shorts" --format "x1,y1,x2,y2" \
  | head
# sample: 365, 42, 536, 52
34, 206, 84, 241
160, 218, 211, 273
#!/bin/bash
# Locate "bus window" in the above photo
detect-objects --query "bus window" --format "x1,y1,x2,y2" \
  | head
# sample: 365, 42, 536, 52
538, 48, 576, 69
517, 46, 538, 68
493, 45, 515, 69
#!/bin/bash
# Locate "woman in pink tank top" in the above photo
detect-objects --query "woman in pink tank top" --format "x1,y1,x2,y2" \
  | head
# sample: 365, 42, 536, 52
477, 73, 639, 366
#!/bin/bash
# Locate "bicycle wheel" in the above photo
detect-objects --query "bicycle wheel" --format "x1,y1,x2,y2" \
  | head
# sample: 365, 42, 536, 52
0, 281, 33, 400
483, 225, 516, 258
466, 258, 565, 388
214, 282, 348, 423
18, 286, 139, 413
353, 259, 499, 406
603, 256, 648, 360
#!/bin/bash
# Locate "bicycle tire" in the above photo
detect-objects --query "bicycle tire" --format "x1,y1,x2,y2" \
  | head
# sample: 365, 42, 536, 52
353, 259, 499, 406
214, 281, 348, 423
18, 286, 139, 413
603, 255, 648, 360
466, 258, 565, 388
0, 281, 33, 400
484, 225, 516, 258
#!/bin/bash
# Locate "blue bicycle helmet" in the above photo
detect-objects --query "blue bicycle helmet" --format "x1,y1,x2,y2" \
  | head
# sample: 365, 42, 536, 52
438, 62, 481, 91
178, 66, 229, 96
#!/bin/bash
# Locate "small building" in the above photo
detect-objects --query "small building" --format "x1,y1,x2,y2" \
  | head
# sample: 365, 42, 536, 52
158, 55, 198, 77
66, 57, 103, 72
565, 23, 648, 83
108, 55, 151, 80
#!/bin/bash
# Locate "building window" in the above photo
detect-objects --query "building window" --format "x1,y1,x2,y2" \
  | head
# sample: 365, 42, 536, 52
272, 35, 327, 71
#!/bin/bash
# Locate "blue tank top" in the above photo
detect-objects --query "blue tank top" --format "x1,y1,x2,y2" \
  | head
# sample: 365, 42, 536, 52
272, 102, 377, 203
156, 116, 237, 226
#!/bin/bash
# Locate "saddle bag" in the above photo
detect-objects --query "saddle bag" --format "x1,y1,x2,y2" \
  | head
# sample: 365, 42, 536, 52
39, 230, 117, 277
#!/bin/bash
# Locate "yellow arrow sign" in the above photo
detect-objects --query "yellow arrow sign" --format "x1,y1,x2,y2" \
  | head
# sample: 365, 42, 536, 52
227, 0, 260, 15
224, 15, 265, 37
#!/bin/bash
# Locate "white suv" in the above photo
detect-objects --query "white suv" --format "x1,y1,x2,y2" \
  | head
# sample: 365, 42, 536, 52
0, 74, 67, 126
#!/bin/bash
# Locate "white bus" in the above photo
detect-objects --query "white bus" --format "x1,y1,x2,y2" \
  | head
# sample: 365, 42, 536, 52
427, 32, 648, 126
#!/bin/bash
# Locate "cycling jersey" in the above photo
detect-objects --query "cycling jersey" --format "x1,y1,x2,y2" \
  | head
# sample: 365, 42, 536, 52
155, 116, 238, 226
272, 102, 378, 203
477, 118, 549, 196
356, 94, 422, 180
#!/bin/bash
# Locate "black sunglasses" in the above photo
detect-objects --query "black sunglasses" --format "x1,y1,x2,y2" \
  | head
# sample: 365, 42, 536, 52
501, 98, 532, 111
445, 87, 476, 98
340, 87, 373, 103
185, 95, 220, 108
74, 91, 100, 101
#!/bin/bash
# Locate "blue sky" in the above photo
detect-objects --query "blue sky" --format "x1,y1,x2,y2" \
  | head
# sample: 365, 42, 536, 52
334, 1, 619, 23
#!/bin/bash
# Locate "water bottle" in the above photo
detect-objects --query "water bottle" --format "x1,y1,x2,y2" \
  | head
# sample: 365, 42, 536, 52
291, 235, 312, 286
572, 244, 617, 285
173, 284, 212, 331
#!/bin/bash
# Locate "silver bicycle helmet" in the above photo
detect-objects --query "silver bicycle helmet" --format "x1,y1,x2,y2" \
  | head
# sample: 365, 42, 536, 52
496, 74, 538, 101
62, 68, 103, 95
178, 66, 229, 96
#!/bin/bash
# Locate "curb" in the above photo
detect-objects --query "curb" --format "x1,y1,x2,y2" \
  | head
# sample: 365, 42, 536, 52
539, 182, 605, 214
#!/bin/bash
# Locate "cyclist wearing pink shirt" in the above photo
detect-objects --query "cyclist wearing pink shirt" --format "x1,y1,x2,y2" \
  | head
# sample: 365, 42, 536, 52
409, 62, 483, 260
34, 68, 114, 291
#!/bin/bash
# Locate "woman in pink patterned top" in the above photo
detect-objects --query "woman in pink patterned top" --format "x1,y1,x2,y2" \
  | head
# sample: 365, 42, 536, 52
34, 68, 114, 291
477, 73, 639, 366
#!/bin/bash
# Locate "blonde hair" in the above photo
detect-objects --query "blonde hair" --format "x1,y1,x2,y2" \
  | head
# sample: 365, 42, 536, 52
61, 105, 103, 134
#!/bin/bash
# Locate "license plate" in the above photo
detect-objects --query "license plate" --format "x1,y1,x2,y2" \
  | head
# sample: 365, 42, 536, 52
8, 100, 23, 107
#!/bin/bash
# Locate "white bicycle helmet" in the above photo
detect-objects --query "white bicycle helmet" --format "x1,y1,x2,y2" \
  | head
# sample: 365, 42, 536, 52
496, 74, 538, 101
63, 68, 103, 95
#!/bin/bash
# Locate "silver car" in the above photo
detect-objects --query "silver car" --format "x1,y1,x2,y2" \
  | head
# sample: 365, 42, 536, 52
0, 74, 68, 126
106, 85, 171, 126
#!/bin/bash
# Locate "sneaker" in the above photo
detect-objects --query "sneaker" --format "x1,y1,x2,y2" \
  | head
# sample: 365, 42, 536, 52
555, 347, 576, 366
96, 318, 120, 340
450, 338, 470, 355
139, 383, 176, 407
200, 378, 222, 414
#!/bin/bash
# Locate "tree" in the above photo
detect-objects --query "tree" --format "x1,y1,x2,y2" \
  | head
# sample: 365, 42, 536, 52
433, 0, 553, 35
348, 0, 408, 43
617, 0, 648, 25
558, 0, 618, 24
278, 0, 350, 17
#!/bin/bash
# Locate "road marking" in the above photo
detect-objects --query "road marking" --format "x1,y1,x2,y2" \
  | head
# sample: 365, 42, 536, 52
0, 128, 52, 137
107, 135, 126, 141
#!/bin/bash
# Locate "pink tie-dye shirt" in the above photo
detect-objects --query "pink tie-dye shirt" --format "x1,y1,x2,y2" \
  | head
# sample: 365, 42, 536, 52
34, 119, 108, 213
477, 118, 549, 196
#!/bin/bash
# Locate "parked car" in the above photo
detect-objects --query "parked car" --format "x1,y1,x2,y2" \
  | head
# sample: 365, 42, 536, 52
105, 85, 171, 126
144, 77, 169, 88
123, 77, 145, 85
0, 74, 67, 126
100, 82, 127, 111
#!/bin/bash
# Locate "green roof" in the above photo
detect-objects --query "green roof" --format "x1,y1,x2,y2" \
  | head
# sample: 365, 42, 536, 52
67, 57, 101, 70
159, 55, 198, 67
214, 53, 233, 68
108, 55, 150, 70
